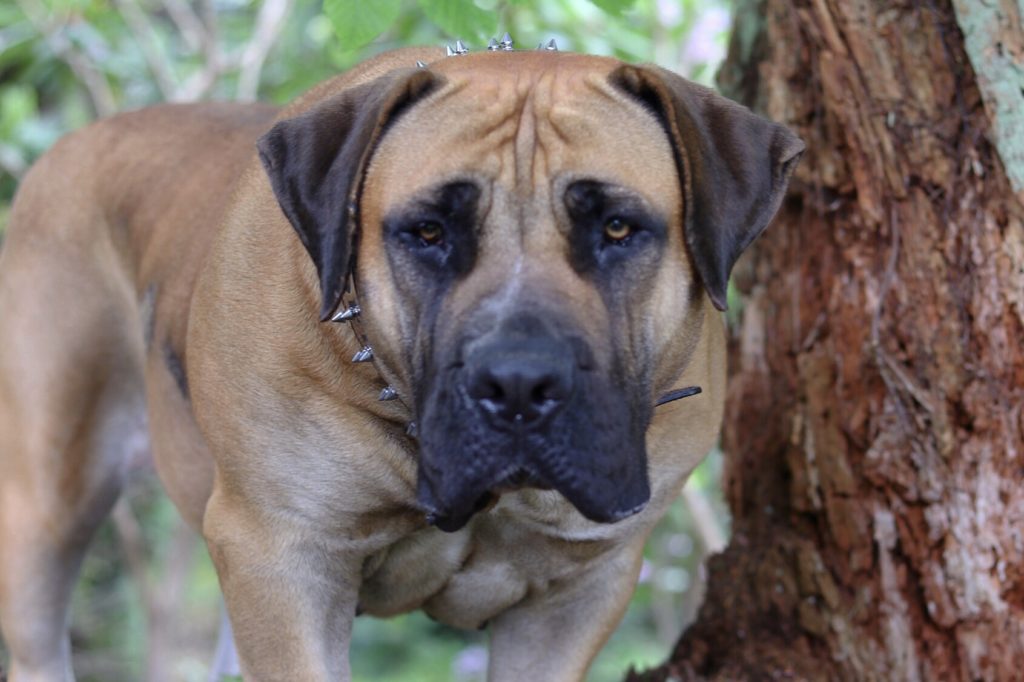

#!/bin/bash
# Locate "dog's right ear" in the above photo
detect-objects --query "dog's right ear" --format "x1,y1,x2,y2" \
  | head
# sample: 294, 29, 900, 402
257, 69, 441, 321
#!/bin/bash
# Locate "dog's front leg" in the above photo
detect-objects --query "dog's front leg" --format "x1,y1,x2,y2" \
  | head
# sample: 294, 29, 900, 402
203, 487, 361, 681
486, 538, 646, 682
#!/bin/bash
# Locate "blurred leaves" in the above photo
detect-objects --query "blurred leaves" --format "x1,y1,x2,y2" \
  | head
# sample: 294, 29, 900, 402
589, 0, 638, 16
323, 0, 644, 50
323, 0, 404, 50
417, 0, 497, 43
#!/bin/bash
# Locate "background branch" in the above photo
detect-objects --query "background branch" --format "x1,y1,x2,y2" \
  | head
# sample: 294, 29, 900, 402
176, 0, 224, 101
161, 0, 209, 53
236, 0, 294, 101
682, 483, 727, 553
112, 0, 179, 99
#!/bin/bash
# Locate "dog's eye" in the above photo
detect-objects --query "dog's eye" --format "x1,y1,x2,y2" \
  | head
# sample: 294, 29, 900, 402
415, 221, 444, 246
603, 218, 633, 244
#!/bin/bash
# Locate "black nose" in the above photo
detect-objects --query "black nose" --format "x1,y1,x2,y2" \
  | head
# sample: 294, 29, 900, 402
467, 354, 573, 425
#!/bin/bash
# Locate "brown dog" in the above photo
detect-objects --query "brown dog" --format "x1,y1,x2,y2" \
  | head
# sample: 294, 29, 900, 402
0, 44, 801, 681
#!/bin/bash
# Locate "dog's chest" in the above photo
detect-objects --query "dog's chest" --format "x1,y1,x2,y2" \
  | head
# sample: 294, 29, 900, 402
356, 520, 520, 629
357, 501, 615, 630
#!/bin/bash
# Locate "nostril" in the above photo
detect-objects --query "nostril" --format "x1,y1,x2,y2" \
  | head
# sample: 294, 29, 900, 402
530, 375, 565, 406
469, 369, 507, 405
468, 357, 572, 425
482, 376, 506, 403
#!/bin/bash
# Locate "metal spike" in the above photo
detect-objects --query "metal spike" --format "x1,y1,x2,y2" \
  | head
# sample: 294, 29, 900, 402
499, 32, 513, 50
378, 385, 399, 401
415, 60, 427, 68
405, 421, 418, 437
445, 44, 455, 57
487, 38, 499, 51
545, 38, 558, 51
331, 304, 361, 323
454, 39, 468, 55
352, 346, 374, 363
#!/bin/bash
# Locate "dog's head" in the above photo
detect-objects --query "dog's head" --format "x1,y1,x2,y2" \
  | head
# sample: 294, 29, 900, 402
258, 51, 802, 532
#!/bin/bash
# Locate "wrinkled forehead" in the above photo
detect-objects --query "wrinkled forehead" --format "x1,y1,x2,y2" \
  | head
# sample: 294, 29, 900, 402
364, 52, 680, 212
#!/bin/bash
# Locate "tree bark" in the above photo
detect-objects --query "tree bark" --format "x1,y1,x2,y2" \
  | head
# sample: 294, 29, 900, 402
630, 0, 1024, 679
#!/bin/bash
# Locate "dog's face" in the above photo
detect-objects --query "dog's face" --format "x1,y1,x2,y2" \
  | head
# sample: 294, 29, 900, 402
257, 52, 802, 532
358, 55, 694, 531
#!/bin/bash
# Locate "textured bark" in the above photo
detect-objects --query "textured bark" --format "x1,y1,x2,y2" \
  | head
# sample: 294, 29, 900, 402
629, 0, 1024, 680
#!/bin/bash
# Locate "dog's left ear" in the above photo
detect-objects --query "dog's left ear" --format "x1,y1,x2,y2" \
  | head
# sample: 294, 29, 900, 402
611, 65, 804, 311
257, 69, 441, 320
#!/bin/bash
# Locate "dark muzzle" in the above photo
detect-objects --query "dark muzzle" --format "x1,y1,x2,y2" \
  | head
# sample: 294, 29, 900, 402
415, 313, 653, 532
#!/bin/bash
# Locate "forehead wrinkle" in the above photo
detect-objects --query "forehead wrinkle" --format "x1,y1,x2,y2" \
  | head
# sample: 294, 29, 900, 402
514, 66, 599, 251
543, 73, 640, 148
544, 75, 679, 219
513, 69, 555, 197
528, 70, 565, 196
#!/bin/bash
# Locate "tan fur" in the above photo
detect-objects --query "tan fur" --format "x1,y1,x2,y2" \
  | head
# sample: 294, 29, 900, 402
0, 47, 726, 681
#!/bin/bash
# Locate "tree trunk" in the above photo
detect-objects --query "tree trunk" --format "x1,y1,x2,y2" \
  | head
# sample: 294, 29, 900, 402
630, 0, 1024, 680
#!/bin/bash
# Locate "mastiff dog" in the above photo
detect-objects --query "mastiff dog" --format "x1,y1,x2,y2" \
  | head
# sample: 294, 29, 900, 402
0, 39, 801, 681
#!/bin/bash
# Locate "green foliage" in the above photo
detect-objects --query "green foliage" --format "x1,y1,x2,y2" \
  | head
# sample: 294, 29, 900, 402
0, 86, 36, 142
323, 0, 404, 50
322, 0, 645, 49
351, 612, 484, 681
588, 0, 638, 16
323, 0, 644, 50
417, 0, 498, 43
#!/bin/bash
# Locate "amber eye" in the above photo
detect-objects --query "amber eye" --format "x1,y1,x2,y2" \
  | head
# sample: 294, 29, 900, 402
416, 221, 443, 245
603, 218, 632, 243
